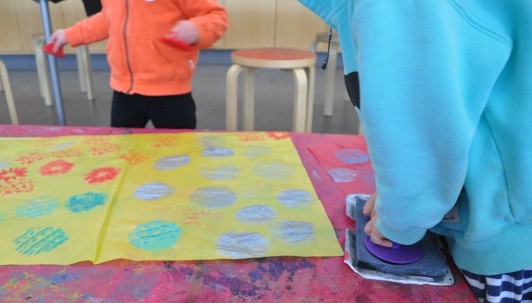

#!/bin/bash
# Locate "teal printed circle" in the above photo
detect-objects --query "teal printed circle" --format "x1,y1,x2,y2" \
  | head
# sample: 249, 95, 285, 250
66, 192, 107, 213
16, 196, 60, 218
14, 227, 69, 255
129, 220, 181, 251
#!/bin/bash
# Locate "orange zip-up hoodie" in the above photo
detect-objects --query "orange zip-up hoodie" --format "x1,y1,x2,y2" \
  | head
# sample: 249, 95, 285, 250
65, 0, 227, 96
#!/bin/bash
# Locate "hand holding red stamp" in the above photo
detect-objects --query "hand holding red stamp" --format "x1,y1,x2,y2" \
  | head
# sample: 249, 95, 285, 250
161, 20, 198, 51
160, 37, 193, 51
43, 42, 66, 58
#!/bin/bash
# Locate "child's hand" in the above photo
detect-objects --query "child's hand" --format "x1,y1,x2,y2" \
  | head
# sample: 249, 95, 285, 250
363, 192, 394, 248
362, 191, 378, 218
49, 29, 68, 53
169, 21, 199, 45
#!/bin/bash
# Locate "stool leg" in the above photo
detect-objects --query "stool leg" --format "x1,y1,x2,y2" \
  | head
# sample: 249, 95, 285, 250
0, 61, 19, 125
324, 42, 339, 117
306, 64, 316, 133
242, 68, 255, 131
34, 35, 53, 107
226, 64, 243, 131
291, 68, 308, 133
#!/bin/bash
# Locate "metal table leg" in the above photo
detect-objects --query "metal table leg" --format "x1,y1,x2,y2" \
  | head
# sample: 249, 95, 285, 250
37, 0, 66, 125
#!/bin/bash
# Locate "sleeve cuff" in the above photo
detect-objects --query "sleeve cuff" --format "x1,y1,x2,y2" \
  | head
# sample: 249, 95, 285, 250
376, 218, 427, 245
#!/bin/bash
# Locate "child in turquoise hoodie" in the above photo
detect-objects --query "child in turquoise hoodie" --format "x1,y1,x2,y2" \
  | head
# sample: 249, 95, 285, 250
299, 1, 532, 301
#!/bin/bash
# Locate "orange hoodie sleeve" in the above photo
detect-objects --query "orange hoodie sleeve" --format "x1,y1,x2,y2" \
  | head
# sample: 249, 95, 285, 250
179, 0, 228, 49
64, 12, 109, 47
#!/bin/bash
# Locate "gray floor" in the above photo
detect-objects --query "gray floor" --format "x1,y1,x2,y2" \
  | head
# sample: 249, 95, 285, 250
0, 64, 360, 134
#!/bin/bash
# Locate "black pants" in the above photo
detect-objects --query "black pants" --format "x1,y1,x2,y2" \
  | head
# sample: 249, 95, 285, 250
81, 0, 102, 16
111, 91, 197, 129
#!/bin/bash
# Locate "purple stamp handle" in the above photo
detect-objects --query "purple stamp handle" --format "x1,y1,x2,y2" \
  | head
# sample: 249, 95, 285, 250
362, 213, 423, 264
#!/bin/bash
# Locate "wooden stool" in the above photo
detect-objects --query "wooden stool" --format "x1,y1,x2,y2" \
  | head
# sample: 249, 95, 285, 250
33, 33, 95, 106
0, 60, 19, 124
309, 31, 349, 117
226, 48, 316, 133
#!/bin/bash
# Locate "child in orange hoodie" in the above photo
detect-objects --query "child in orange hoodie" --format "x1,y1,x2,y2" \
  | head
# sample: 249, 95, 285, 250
49, 0, 228, 129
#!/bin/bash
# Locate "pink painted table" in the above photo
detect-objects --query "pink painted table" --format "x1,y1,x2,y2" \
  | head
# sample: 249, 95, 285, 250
0, 125, 476, 303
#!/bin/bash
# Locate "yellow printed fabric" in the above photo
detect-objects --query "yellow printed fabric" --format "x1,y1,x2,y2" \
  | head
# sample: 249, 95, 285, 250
0, 132, 343, 265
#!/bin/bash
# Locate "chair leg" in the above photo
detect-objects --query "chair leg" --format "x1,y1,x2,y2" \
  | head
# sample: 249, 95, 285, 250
0, 60, 19, 125
226, 64, 243, 131
77, 47, 87, 93
33, 34, 53, 107
291, 68, 308, 133
309, 40, 318, 54
242, 68, 255, 131
77, 45, 95, 101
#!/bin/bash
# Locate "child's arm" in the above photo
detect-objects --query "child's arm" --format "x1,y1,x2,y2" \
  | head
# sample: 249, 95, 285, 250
48, 12, 108, 52
177, 0, 228, 49
64, 12, 109, 47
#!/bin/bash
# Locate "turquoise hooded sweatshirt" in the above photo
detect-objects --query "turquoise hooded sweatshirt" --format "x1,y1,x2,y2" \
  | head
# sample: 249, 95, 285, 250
299, 0, 532, 275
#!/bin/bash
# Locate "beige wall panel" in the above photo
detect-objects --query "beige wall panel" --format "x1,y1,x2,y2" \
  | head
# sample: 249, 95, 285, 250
60, 0, 87, 27
13, 0, 64, 53
0, 0, 24, 53
275, 0, 327, 50
223, 0, 276, 49
210, 0, 226, 49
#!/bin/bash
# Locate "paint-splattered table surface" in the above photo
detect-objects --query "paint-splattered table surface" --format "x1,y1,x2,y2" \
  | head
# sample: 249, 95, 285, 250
0, 125, 476, 303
